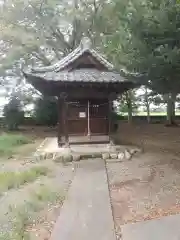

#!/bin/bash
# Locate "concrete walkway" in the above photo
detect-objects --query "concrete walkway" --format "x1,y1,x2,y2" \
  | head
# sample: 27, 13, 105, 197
121, 213, 180, 240
50, 159, 116, 240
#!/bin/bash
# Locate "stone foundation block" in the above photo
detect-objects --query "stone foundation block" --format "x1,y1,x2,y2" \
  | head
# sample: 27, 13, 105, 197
110, 153, 118, 159
118, 152, 125, 161
124, 149, 132, 160
73, 155, 81, 162
102, 153, 110, 160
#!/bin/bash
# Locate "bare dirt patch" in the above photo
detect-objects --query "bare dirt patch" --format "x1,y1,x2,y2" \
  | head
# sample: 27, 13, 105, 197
107, 151, 180, 229
28, 200, 63, 240
109, 122, 180, 231
115, 122, 180, 153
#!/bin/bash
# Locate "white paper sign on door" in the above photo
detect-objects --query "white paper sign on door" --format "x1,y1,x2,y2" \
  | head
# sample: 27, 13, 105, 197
79, 112, 86, 118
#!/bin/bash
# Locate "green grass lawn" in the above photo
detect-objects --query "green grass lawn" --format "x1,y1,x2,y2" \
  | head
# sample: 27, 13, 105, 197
0, 133, 33, 157
122, 112, 180, 116
0, 166, 49, 194
136, 112, 167, 116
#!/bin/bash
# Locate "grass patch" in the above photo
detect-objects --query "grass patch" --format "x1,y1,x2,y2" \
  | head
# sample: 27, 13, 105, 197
0, 166, 49, 193
32, 185, 64, 204
3, 186, 64, 240
0, 133, 32, 157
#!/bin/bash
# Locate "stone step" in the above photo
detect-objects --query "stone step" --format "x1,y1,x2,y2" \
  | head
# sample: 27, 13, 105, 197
34, 145, 142, 163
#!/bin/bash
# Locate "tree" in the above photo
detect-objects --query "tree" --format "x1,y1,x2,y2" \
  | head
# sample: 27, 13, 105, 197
0, 0, 111, 72
3, 97, 24, 130
137, 86, 162, 123
106, 0, 180, 124
117, 90, 139, 123
0, 0, 113, 112
163, 93, 177, 125
143, 87, 151, 123
33, 97, 58, 126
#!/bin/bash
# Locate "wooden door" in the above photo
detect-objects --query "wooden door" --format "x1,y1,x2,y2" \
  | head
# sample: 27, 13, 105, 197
67, 99, 109, 135
89, 100, 108, 135
68, 101, 88, 135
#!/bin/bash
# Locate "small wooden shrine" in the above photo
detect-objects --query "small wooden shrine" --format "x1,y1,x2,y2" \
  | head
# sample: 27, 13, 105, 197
24, 37, 134, 147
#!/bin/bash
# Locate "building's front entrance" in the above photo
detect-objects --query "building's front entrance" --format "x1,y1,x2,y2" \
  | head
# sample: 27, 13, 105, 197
67, 99, 109, 136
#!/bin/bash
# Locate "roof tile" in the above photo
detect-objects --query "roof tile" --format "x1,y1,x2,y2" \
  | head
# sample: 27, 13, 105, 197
26, 69, 127, 83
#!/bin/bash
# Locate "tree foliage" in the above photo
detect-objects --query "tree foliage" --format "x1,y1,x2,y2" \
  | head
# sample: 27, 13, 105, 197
101, 0, 180, 124
0, 0, 113, 109
106, 0, 180, 94
2, 0, 180, 125
117, 90, 138, 114
33, 97, 58, 126
3, 97, 24, 130
0, 0, 111, 72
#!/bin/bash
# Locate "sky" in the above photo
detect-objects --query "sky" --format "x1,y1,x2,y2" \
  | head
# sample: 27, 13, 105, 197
0, 98, 7, 117
0, 88, 8, 116
0, 84, 34, 116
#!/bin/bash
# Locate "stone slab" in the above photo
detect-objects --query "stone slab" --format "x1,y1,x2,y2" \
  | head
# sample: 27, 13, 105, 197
40, 137, 130, 154
50, 159, 116, 240
121, 214, 180, 240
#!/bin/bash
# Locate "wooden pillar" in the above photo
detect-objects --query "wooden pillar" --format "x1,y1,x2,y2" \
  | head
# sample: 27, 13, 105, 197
57, 97, 63, 147
108, 94, 114, 144
61, 93, 69, 147
87, 100, 91, 138
57, 93, 69, 147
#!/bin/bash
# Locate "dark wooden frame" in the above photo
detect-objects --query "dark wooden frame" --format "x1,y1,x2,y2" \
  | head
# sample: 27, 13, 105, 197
57, 94, 111, 147
24, 46, 134, 147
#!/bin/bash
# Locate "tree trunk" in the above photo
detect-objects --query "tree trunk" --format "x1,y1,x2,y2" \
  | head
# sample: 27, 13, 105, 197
126, 91, 133, 124
145, 87, 151, 123
166, 93, 176, 125
146, 103, 151, 123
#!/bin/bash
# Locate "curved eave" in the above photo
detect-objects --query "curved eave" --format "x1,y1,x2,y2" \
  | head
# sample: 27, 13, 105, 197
23, 71, 137, 96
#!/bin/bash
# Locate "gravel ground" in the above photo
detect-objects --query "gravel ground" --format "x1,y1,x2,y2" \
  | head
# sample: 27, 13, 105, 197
106, 151, 180, 230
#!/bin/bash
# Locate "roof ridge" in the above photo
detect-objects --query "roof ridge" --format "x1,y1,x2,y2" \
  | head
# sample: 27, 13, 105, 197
30, 38, 114, 73
54, 46, 82, 72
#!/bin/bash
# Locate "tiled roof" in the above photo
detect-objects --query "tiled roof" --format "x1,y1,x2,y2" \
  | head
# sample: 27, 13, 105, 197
23, 38, 135, 86
30, 37, 114, 73
25, 69, 127, 83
